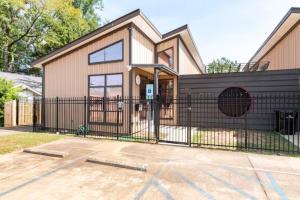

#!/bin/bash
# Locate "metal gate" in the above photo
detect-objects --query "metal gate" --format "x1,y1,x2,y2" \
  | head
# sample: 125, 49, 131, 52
155, 96, 191, 145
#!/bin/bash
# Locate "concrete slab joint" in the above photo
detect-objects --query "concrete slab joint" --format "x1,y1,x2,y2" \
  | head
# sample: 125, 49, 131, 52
23, 148, 68, 158
86, 157, 147, 172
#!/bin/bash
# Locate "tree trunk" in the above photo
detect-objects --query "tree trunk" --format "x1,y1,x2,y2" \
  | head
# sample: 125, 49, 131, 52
8, 52, 15, 72
2, 46, 8, 71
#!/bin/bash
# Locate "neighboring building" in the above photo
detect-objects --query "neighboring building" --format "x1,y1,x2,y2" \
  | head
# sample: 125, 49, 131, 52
0, 71, 42, 100
245, 7, 300, 71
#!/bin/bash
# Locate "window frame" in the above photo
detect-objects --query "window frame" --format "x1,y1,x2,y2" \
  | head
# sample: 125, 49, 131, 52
157, 47, 174, 68
88, 73, 124, 125
88, 40, 124, 65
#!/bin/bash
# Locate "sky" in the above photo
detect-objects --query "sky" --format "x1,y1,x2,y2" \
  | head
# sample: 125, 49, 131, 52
97, 0, 300, 65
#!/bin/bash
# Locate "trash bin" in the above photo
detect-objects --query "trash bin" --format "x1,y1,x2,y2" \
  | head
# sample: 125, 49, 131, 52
275, 110, 298, 135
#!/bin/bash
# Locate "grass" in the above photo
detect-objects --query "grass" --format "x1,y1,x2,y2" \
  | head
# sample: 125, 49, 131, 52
0, 133, 68, 155
118, 135, 149, 142
192, 129, 300, 154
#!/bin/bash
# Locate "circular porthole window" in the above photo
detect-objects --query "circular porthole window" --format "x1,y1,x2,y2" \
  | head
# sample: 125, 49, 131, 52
218, 87, 251, 117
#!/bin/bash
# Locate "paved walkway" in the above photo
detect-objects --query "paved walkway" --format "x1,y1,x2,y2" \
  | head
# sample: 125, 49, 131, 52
0, 137, 300, 199
284, 134, 300, 147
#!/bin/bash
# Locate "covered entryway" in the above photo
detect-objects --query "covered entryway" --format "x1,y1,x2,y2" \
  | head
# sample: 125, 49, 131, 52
130, 64, 189, 145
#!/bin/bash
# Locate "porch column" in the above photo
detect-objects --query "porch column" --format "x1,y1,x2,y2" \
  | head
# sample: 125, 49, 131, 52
153, 67, 160, 142
153, 68, 159, 96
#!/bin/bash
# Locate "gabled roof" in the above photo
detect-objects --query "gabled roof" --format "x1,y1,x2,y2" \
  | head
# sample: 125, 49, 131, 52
32, 9, 205, 73
0, 71, 42, 95
248, 7, 300, 65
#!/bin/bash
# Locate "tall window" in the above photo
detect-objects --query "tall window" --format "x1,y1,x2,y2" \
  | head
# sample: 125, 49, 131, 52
88, 74, 123, 124
88, 40, 123, 64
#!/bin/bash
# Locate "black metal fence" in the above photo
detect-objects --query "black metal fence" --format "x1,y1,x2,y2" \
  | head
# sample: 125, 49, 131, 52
33, 92, 300, 154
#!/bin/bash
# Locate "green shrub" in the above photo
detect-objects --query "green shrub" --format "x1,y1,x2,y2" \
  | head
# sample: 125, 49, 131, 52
0, 78, 21, 126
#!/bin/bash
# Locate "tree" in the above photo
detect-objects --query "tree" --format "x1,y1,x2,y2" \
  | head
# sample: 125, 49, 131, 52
206, 57, 240, 74
0, 78, 21, 126
0, 0, 103, 75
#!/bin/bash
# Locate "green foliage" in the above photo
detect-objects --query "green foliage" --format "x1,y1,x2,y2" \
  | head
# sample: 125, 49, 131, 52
77, 124, 89, 135
0, 78, 21, 126
207, 57, 240, 73
0, 0, 103, 75
0, 133, 67, 154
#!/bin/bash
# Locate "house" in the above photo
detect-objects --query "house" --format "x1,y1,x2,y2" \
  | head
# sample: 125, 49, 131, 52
245, 7, 300, 71
0, 71, 42, 100
31, 9, 204, 132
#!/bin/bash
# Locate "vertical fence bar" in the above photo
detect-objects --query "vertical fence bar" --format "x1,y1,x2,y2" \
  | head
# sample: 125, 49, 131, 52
154, 94, 160, 143
32, 98, 36, 132
42, 97, 45, 130
117, 95, 120, 140
84, 96, 87, 137
187, 94, 192, 147
244, 96, 248, 150
56, 96, 59, 133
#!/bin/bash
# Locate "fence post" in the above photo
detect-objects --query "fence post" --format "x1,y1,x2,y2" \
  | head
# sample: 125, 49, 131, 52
32, 98, 36, 132
187, 94, 192, 147
16, 99, 19, 126
56, 96, 59, 133
154, 94, 160, 143
244, 98, 248, 149
42, 98, 45, 130
84, 96, 87, 137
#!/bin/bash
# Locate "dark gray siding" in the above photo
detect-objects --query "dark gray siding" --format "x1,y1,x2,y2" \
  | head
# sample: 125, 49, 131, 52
178, 69, 300, 131
179, 69, 300, 95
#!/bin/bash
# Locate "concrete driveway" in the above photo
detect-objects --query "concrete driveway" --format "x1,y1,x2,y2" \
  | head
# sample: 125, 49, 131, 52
0, 137, 300, 200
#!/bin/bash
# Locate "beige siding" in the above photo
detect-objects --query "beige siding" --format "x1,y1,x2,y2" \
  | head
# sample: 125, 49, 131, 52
44, 27, 129, 98
178, 39, 200, 75
261, 23, 300, 70
157, 38, 178, 71
132, 28, 155, 64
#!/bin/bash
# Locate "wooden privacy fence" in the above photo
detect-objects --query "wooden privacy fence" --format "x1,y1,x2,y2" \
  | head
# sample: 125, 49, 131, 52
4, 100, 33, 127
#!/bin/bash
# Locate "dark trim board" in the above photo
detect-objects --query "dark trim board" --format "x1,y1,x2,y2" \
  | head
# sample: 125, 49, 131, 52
177, 37, 179, 72
162, 25, 188, 39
